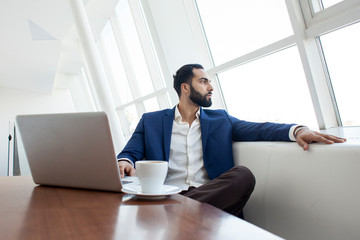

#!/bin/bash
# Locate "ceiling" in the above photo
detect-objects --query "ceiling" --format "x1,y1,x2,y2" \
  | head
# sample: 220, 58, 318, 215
0, 0, 119, 93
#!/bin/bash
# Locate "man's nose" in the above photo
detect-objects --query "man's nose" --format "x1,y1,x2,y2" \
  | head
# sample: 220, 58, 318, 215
208, 82, 214, 92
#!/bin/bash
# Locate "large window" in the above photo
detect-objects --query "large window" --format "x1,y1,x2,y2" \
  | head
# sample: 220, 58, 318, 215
100, 21, 133, 105
196, 0, 360, 129
320, 23, 360, 126
219, 47, 318, 129
196, 0, 317, 128
196, 0, 293, 65
303, 0, 360, 127
96, 0, 170, 140
81, 0, 360, 138
115, 0, 154, 97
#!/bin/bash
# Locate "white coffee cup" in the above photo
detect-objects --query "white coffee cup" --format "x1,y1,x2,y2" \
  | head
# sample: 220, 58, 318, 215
135, 160, 168, 194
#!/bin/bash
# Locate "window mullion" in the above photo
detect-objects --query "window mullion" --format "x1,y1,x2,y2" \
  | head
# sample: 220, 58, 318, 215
139, 0, 178, 106
305, 1, 360, 38
182, 0, 214, 69
110, 15, 141, 100
128, 0, 164, 91
299, 0, 315, 27
117, 108, 131, 138
287, 0, 339, 129
206, 36, 296, 76
156, 94, 169, 109
110, 14, 145, 117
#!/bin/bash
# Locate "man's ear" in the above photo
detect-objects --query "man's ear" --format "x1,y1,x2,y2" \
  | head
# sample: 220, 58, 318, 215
181, 83, 190, 95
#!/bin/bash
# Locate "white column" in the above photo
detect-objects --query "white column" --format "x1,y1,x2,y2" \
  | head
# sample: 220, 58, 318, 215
68, 0, 125, 151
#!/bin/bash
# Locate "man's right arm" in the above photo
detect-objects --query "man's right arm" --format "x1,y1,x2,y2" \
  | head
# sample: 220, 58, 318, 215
117, 116, 146, 163
117, 115, 146, 177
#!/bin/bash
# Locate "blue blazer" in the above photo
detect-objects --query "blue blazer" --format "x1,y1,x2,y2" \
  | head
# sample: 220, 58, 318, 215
117, 107, 295, 180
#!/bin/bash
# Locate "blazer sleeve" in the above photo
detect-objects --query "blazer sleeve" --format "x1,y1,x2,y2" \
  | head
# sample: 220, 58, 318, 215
116, 116, 146, 164
226, 112, 296, 142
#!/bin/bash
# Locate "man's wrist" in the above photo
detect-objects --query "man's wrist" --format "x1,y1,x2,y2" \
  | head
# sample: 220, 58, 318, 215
289, 125, 308, 141
293, 125, 308, 139
117, 158, 134, 167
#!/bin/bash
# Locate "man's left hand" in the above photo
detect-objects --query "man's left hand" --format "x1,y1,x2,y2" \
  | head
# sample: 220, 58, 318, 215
296, 127, 346, 150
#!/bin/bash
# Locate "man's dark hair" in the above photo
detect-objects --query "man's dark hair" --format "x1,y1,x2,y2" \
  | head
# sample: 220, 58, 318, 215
173, 64, 204, 97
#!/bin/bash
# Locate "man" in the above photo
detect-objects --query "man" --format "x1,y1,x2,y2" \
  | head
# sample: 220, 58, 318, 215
117, 64, 345, 218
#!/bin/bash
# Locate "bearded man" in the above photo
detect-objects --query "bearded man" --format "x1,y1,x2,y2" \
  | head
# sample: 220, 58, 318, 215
117, 64, 345, 218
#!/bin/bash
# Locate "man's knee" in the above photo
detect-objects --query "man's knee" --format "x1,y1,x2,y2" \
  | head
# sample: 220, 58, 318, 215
231, 166, 256, 192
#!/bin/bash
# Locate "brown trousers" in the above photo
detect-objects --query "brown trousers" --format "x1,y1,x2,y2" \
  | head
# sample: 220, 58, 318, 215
180, 166, 256, 219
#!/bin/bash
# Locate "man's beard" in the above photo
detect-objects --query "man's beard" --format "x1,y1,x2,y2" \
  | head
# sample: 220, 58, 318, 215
189, 84, 212, 107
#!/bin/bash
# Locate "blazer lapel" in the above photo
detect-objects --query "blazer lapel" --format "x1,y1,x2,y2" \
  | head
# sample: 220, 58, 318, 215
163, 107, 175, 161
200, 108, 209, 155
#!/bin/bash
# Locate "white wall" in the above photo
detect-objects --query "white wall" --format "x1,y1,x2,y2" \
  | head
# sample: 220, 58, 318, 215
56, 73, 97, 112
0, 87, 76, 176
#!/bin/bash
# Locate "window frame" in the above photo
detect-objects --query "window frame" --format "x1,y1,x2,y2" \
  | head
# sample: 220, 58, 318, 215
190, 0, 360, 129
96, 0, 172, 140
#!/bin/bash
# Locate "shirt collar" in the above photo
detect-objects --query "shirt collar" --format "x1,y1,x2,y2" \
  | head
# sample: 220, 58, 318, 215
174, 105, 201, 124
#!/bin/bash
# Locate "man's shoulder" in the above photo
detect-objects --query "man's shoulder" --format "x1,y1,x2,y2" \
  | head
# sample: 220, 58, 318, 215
142, 108, 174, 120
202, 108, 228, 117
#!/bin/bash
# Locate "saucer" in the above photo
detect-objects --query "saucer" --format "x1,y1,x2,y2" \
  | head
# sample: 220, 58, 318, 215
121, 184, 182, 199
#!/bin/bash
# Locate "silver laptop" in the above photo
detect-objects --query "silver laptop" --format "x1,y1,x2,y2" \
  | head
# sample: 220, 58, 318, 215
16, 111, 135, 192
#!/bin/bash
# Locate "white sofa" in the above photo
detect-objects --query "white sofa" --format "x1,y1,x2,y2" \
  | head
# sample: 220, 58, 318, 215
233, 141, 360, 240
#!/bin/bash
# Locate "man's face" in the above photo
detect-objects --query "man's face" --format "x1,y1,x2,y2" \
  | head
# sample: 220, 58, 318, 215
188, 68, 214, 107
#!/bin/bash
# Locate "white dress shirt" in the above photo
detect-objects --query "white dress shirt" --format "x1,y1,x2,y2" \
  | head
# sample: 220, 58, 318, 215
165, 106, 210, 190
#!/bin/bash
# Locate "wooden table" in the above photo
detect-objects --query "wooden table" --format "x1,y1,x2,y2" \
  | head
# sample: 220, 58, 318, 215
0, 177, 283, 240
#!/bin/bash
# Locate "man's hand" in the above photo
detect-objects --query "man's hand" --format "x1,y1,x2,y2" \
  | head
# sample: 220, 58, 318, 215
296, 127, 346, 150
117, 161, 136, 178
